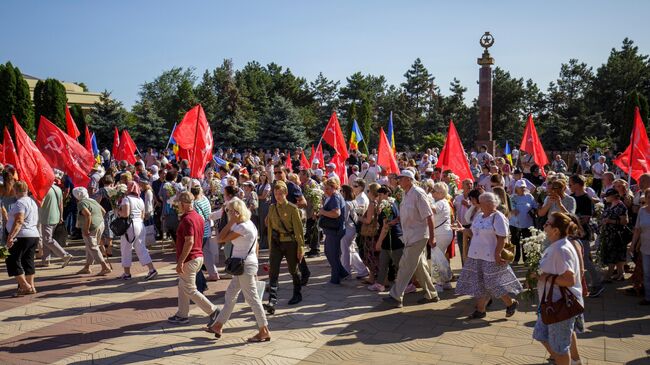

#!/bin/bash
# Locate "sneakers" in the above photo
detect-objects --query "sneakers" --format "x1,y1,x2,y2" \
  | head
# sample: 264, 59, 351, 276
305, 250, 320, 258
61, 255, 73, 268
505, 300, 518, 317
144, 270, 158, 281
167, 315, 189, 324
118, 273, 132, 280
467, 310, 486, 320
587, 286, 605, 298
405, 283, 417, 294
367, 283, 386, 292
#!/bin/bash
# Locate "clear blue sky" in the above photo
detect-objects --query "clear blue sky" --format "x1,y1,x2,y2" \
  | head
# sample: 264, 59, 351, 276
2, 0, 649, 109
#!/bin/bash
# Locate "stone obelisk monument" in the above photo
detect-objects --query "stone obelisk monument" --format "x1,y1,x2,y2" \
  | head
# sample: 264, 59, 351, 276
476, 32, 495, 154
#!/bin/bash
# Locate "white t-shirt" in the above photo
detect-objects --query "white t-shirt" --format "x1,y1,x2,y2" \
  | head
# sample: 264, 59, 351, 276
537, 238, 584, 306
355, 192, 369, 217
468, 211, 509, 262
8, 196, 40, 238
432, 198, 452, 235
121, 195, 145, 223
231, 220, 258, 265
592, 162, 607, 179
453, 194, 471, 226
636, 209, 650, 255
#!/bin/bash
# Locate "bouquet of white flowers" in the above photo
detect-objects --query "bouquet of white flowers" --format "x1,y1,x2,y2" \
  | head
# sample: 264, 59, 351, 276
304, 184, 324, 210
378, 197, 396, 221
593, 202, 604, 219
521, 227, 546, 300
106, 184, 128, 210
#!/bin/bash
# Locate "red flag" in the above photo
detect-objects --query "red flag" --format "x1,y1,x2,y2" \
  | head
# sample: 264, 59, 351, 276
3, 125, 17, 168
0, 143, 3, 163
300, 151, 310, 170
614, 107, 650, 182
285, 155, 293, 171
112, 127, 120, 160
436, 120, 474, 182
65, 105, 80, 139
377, 128, 399, 174
84, 126, 95, 166
36, 116, 93, 187
308, 145, 316, 166
173, 105, 213, 178
315, 142, 325, 169
331, 152, 348, 185
177, 146, 191, 162
322, 112, 349, 160
115, 130, 137, 164
13, 117, 54, 204
520, 114, 549, 177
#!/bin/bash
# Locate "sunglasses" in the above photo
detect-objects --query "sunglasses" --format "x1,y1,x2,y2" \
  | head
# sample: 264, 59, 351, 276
274, 171, 282, 175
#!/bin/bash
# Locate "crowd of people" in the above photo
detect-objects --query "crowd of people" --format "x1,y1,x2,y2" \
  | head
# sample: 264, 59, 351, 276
2, 143, 649, 364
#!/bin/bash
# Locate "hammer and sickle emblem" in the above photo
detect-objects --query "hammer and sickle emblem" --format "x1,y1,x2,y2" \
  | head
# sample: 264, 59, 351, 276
44, 135, 64, 154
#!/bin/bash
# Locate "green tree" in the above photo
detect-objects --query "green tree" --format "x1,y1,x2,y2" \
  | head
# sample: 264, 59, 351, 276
592, 38, 650, 146
491, 67, 527, 146
620, 91, 650, 149
309, 72, 340, 138
88, 90, 128, 149
258, 96, 308, 149
130, 100, 168, 150
358, 97, 373, 153
0, 62, 34, 136
138, 67, 197, 129
33, 78, 67, 132
69, 104, 86, 136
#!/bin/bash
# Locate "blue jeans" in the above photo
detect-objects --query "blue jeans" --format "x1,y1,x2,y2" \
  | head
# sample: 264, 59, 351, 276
641, 254, 650, 300
324, 228, 349, 284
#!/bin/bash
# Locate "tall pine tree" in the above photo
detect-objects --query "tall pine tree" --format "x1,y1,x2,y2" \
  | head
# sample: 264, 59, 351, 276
34, 78, 67, 131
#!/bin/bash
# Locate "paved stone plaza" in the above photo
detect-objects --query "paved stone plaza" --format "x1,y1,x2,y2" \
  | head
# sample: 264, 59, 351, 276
0, 241, 648, 365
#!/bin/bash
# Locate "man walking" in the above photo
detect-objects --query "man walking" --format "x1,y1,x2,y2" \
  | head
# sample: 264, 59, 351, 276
168, 191, 219, 324
383, 170, 440, 307
38, 183, 72, 268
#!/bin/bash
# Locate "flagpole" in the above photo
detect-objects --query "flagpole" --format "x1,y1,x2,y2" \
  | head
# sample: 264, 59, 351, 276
628, 114, 636, 185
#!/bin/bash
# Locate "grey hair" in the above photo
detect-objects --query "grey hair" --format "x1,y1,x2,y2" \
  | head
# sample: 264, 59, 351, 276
479, 192, 500, 206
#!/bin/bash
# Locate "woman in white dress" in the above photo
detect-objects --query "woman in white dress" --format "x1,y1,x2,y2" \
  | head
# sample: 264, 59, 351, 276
429, 182, 454, 291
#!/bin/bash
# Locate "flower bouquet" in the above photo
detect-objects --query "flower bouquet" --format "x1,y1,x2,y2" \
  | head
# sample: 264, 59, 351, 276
593, 202, 604, 220
208, 178, 224, 207
304, 184, 324, 210
393, 187, 404, 205
521, 227, 546, 300
0, 246, 10, 259
106, 184, 128, 210
378, 197, 396, 221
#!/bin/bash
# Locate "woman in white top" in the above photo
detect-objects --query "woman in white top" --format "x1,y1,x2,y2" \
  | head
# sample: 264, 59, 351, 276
631, 188, 650, 305
430, 182, 453, 291
5, 181, 40, 297
533, 212, 584, 365
118, 181, 157, 281
207, 198, 271, 342
456, 192, 522, 320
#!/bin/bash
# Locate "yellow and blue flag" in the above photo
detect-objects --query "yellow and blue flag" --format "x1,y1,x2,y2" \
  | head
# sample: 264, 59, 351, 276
91, 133, 101, 163
387, 111, 396, 153
167, 122, 179, 155
349, 119, 364, 150
504, 140, 513, 165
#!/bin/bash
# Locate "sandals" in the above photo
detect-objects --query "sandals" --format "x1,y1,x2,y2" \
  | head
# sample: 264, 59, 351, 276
12, 286, 35, 297
247, 334, 271, 343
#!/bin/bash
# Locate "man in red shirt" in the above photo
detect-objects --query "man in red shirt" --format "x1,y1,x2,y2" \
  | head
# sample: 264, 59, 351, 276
168, 191, 220, 324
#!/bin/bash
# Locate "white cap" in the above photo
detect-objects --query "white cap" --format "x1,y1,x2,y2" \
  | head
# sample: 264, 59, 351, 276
312, 158, 320, 164
326, 162, 336, 168
314, 169, 324, 177
398, 170, 415, 180
425, 167, 434, 173
514, 180, 527, 189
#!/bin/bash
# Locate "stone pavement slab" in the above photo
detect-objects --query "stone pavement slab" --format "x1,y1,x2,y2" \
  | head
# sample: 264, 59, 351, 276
0, 240, 648, 364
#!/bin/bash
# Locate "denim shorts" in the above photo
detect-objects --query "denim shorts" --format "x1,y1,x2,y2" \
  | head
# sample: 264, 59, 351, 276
533, 314, 584, 354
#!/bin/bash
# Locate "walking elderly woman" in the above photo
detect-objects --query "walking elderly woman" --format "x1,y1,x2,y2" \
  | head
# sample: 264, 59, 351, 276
456, 192, 522, 319
73, 187, 112, 276
319, 177, 349, 284
5, 181, 39, 297
509, 180, 537, 264
430, 182, 454, 292
600, 188, 629, 282
533, 212, 584, 365
207, 198, 271, 342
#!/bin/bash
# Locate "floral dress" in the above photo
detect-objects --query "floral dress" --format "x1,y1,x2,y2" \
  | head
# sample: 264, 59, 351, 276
600, 202, 628, 265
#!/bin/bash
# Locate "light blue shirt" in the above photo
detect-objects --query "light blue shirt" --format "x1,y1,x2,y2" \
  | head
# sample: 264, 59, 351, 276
509, 193, 537, 228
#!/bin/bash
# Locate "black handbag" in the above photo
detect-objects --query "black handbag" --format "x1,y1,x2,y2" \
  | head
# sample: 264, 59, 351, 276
110, 217, 132, 237
318, 216, 340, 230
224, 240, 255, 276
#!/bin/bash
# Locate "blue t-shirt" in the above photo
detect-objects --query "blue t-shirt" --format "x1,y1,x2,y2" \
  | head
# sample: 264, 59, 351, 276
509, 193, 537, 228
322, 192, 345, 231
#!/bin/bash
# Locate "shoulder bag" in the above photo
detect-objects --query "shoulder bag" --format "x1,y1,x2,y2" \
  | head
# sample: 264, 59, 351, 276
540, 274, 584, 325
224, 234, 255, 276
110, 197, 135, 243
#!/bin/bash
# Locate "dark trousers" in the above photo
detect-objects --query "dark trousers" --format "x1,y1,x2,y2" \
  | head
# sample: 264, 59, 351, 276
305, 218, 320, 252
154, 206, 163, 239
592, 178, 603, 196
324, 229, 349, 284
510, 226, 532, 264
268, 241, 301, 305
6, 237, 38, 277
